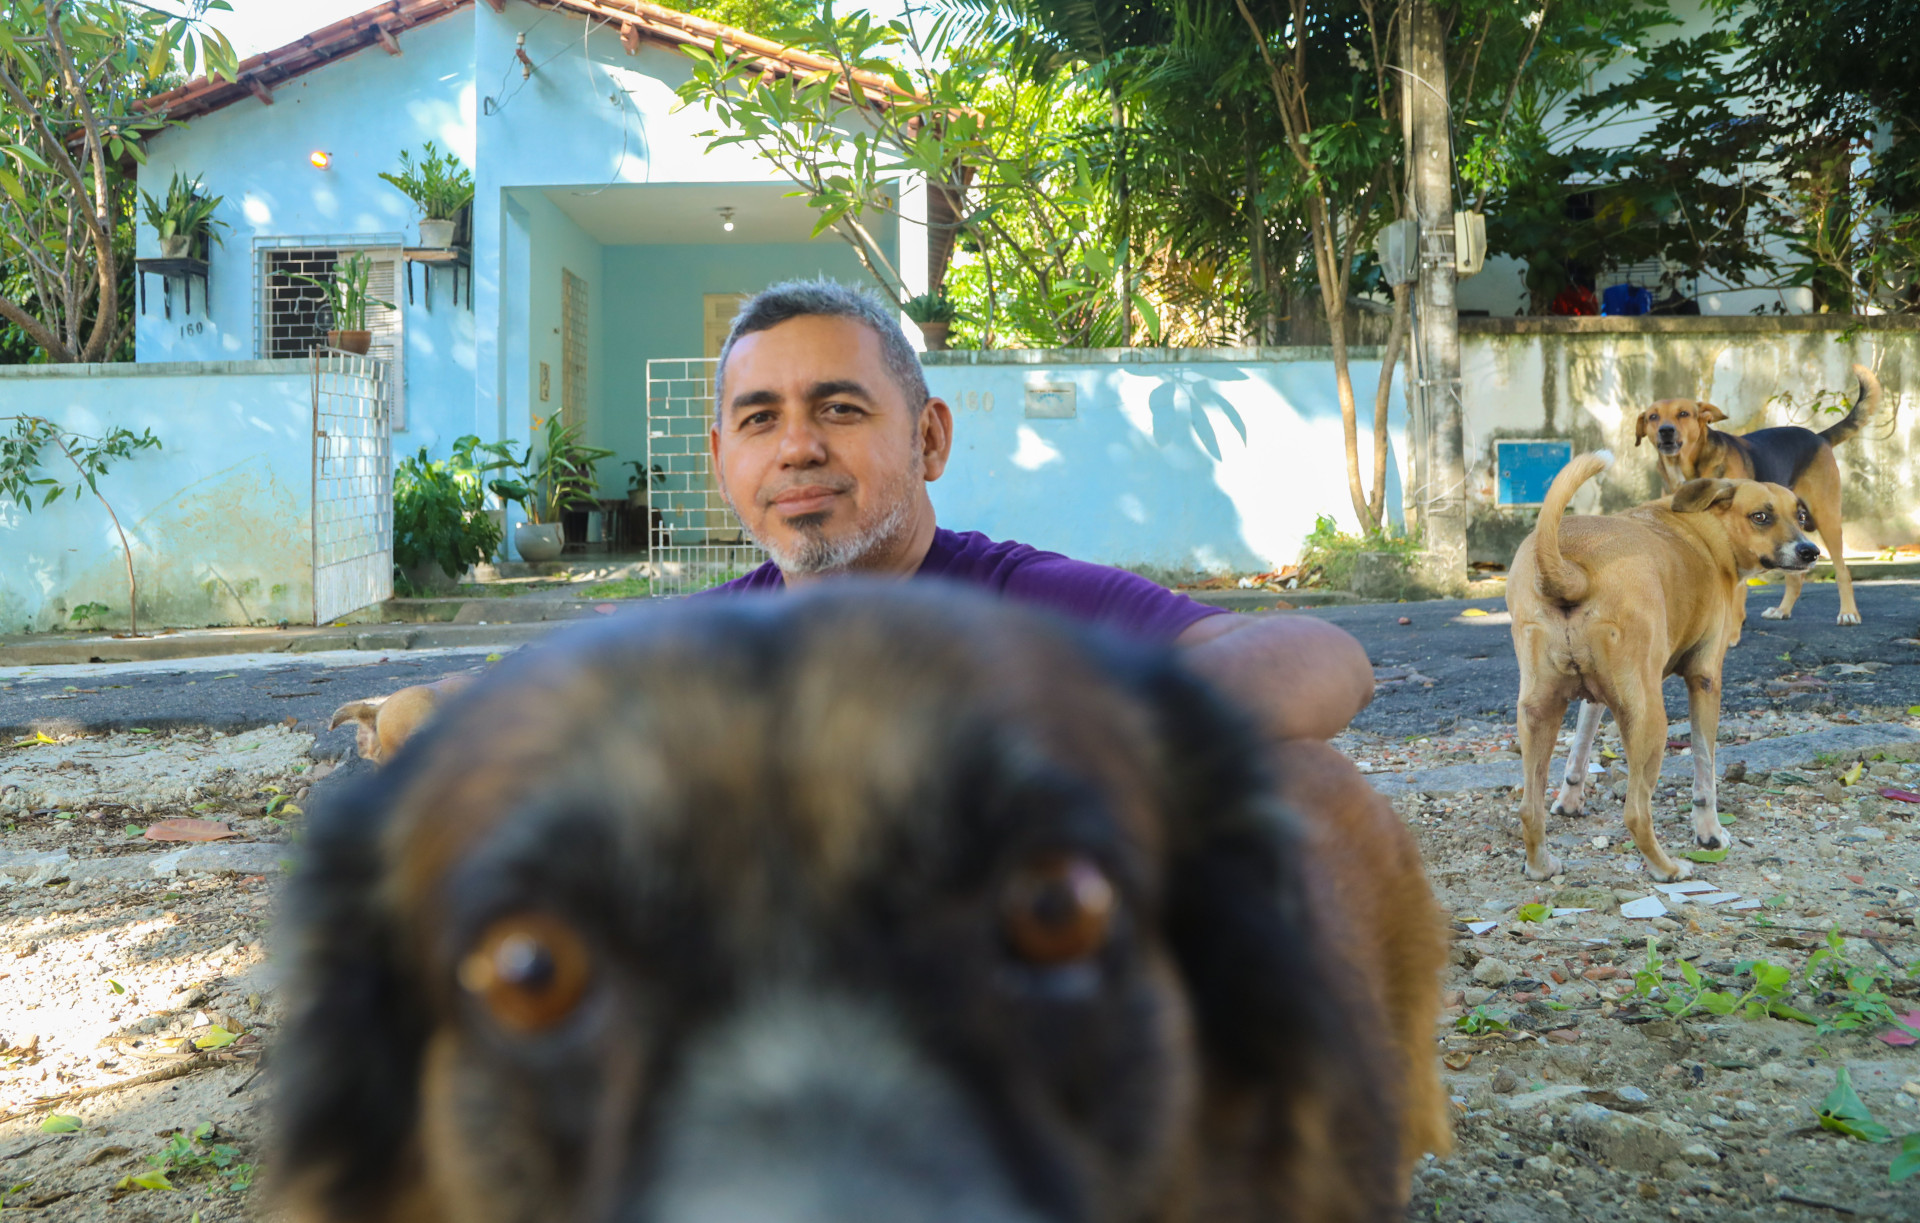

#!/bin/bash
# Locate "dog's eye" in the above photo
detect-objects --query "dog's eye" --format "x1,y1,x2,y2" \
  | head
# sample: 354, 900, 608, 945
458, 914, 592, 1033
1749, 511, 1772, 526
1001, 854, 1115, 966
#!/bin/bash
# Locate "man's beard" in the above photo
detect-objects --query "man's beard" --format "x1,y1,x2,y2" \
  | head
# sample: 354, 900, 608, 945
738, 452, 924, 577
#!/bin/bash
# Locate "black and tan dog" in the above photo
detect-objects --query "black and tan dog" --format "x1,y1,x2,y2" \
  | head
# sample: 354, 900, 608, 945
1636, 363, 1884, 625
275, 587, 1449, 1223
1508, 452, 1819, 883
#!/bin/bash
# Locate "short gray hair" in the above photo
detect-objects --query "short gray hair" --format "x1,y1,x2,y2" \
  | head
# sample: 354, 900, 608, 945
714, 279, 929, 419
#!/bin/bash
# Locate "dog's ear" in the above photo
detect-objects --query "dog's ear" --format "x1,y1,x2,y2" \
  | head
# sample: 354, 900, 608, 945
329, 699, 385, 765
1672, 477, 1737, 514
273, 762, 431, 1219
1131, 658, 1398, 1220
1697, 402, 1727, 424
1634, 409, 1651, 446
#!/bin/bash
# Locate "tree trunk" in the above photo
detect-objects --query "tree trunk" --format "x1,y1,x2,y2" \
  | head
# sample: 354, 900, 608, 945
1369, 280, 1412, 527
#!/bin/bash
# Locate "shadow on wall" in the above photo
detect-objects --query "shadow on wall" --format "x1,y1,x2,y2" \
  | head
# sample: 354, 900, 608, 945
927, 356, 1406, 576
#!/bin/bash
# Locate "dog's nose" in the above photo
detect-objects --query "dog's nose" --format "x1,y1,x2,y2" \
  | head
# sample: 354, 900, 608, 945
1796, 542, 1820, 564
1658, 424, 1675, 437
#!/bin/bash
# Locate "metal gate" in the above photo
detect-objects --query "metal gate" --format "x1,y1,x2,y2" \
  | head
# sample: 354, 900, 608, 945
646, 357, 766, 596
312, 349, 394, 623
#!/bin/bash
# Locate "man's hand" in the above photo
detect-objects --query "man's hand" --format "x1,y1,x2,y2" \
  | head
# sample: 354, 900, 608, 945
1175, 612, 1374, 741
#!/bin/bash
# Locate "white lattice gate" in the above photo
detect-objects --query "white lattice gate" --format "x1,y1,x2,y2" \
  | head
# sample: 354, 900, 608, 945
311, 350, 394, 623
646, 358, 766, 596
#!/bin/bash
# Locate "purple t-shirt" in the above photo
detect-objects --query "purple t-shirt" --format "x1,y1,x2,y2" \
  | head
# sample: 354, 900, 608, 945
706, 528, 1226, 642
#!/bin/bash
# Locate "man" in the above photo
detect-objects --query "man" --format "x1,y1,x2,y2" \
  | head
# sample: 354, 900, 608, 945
706, 280, 1374, 742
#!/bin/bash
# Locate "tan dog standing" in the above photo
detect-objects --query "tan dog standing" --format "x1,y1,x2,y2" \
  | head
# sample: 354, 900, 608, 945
1636, 364, 1883, 625
327, 674, 473, 765
1506, 451, 1819, 882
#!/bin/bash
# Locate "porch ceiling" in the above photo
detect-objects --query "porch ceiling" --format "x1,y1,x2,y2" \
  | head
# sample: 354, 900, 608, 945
539, 182, 847, 245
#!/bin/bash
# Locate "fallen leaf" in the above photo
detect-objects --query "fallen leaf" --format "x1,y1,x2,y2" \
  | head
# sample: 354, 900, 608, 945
193, 1025, 239, 1051
486, 653, 504, 663
40, 1114, 82, 1134
1442, 1050, 1474, 1070
116, 1170, 173, 1192
144, 819, 236, 843
1685, 848, 1729, 863
1842, 761, 1864, 786
1894, 1133, 1920, 1184
1819, 1066, 1892, 1143
1846, 874, 1866, 884
1516, 903, 1551, 923
106, 979, 124, 994
1460, 608, 1489, 617
1879, 788, 1920, 804
1879, 1010, 1920, 1047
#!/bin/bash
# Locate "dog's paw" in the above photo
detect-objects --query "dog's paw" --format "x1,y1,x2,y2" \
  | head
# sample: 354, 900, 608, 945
1760, 606, 1790, 621
1523, 852, 1563, 882
1694, 826, 1731, 852
1837, 611, 1862, 626
1646, 857, 1693, 884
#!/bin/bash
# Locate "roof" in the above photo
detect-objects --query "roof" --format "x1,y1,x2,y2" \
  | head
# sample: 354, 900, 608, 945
140, 0, 910, 125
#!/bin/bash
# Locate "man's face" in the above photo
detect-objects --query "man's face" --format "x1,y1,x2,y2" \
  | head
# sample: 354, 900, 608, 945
711, 315, 948, 575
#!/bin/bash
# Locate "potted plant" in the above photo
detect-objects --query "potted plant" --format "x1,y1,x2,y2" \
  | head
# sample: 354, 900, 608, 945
139, 172, 228, 260
903, 291, 959, 350
392, 445, 505, 594
379, 141, 475, 249
481, 417, 615, 563
295, 253, 393, 355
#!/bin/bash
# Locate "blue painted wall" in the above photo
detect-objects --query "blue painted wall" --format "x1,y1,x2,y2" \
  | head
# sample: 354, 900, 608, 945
922, 352, 1407, 575
138, 12, 478, 452
0, 362, 315, 631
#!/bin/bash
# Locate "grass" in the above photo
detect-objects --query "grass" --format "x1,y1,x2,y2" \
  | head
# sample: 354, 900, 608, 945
581, 577, 651, 599
1295, 515, 1424, 590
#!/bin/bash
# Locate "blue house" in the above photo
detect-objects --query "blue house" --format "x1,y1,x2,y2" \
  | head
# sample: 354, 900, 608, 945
135, 0, 931, 550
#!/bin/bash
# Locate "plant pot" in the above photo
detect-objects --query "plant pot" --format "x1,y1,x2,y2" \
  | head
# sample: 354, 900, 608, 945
918, 320, 951, 351
514, 522, 565, 563
418, 218, 457, 249
327, 330, 372, 355
158, 234, 191, 259
400, 559, 458, 596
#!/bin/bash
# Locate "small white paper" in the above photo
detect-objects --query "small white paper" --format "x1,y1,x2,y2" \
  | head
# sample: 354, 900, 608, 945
1588, 762, 1605, 774
1689, 892, 1742, 906
1655, 880, 1717, 895
1551, 907, 1595, 917
1621, 895, 1668, 919
1464, 920, 1499, 935
1729, 898, 1762, 910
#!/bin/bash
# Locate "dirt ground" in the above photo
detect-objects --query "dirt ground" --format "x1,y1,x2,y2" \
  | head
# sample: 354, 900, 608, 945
3, 708, 1919, 1220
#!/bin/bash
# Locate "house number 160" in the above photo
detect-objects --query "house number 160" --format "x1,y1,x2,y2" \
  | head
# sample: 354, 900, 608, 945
178, 321, 205, 338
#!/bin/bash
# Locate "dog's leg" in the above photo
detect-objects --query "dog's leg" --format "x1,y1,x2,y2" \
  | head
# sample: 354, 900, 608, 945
1550, 701, 1604, 817
1730, 582, 1747, 647
1801, 451, 1859, 625
1683, 672, 1730, 852
1516, 688, 1570, 880
1614, 670, 1691, 883
1762, 572, 1803, 621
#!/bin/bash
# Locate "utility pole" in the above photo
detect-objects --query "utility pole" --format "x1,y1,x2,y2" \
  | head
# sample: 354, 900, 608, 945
1405, 0, 1468, 590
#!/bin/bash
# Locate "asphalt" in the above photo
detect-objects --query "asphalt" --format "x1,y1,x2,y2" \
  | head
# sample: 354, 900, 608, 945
3, 580, 1916, 753
1304, 579, 1920, 739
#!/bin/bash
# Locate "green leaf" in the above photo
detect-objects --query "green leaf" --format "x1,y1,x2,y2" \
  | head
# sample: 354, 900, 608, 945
193, 1025, 239, 1051
1516, 902, 1551, 923
118, 1170, 174, 1191
39, 1115, 81, 1134
1892, 1133, 1920, 1183
107, 979, 125, 994
1685, 848, 1729, 863
1819, 1066, 1893, 1143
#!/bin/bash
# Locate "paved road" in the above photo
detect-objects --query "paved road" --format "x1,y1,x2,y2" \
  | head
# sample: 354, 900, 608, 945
3, 581, 1915, 754
1306, 579, 1920, 739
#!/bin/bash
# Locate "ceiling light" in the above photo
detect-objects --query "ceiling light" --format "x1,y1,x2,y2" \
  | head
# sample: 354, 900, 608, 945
310, 150, 331, 170
718, 206, 735, 233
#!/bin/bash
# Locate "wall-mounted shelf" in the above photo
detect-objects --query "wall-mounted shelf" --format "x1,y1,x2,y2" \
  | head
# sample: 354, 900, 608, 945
135, 257, 210, 319
403, 247, 470, 311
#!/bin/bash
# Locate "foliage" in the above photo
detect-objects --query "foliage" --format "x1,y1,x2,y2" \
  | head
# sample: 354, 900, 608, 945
1295, 513, 1420, 590
138, 172, 227, 257
0, 1, 238, 362
69, 601, 110, 629
146, 1123, 254, 1194
1454, 1005, 1510, 1035
1806, 928, 1920, 1038
480, 417, 616, 526
674, 0, 818, 36
377, 141, 475, 222
393, 443, 504, 584
295, 253, 393, 334
0, 415, 161, 635
902, 291, 960, 324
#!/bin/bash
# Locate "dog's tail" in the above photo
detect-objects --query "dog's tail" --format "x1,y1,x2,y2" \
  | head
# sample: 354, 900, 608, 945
1819, 364, 1884, 448
1532, 450, 1613, 605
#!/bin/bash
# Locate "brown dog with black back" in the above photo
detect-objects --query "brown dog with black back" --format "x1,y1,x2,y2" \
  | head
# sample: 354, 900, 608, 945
1636, 364, 1883, 625
275, 587, 1449, 1223
1507, 452, 1819, 883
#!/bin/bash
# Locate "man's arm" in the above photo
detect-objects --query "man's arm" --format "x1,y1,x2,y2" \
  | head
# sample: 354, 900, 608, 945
1175, 613, 1375, 741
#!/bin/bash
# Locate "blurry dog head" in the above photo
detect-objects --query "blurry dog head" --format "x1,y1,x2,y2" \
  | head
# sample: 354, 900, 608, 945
277, 587, 1402, 1223
1635, 398, 1727, 459
327, 675, 473, 765
1670, 477, 1820, 575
